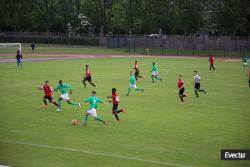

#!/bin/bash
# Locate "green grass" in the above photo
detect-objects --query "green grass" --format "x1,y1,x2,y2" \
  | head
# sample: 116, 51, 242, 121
0, 57, 249, 167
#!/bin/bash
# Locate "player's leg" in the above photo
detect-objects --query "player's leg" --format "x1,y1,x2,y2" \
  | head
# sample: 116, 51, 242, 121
127, 85, 132, 96
112, 104, 120, 121
248, 78, 250, 88
48, 97, 59, 107
57, 97, 63, 111
42, 96, 48, 108
88, 77, 96, 87
82, 77, 87, 88
66, 100, 81, 107
179, 88, 185, 102
83, 113, 90, 125
212, 64, 216, 71
154, 75, 162, 82
151, 75, 155, 83
210, 64, 212, 71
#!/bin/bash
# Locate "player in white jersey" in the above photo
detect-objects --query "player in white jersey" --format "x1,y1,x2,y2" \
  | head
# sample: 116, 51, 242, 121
193, 71, 206, 97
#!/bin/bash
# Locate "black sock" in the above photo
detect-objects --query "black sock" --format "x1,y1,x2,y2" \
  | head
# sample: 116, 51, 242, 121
43, 99, 47, 105
180, 96, 184, 102
114, 114, 119, 121
53, 102, 59, 107
82, 80, 86, 87
195, 91, 199, 97
199, 90, 206, 93
90, 82, 96, 87
116, 110, 123, 113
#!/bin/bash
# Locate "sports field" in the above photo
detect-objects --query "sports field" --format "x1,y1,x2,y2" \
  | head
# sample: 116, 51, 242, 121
0, 46, 249, 167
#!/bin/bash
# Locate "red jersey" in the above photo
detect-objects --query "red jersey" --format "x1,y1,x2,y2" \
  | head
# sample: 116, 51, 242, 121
135, 64, 139, 70
178, 79, 184, 89
43, 85, 53, 96
112, 92, 119, 104
85, 68, 91, 77
209, 56, 215, 64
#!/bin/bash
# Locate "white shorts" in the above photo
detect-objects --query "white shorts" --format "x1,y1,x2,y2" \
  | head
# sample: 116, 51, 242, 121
152, 71, 158, 76
60, 94, 70, 101
129, 84, 137, 88
243, 62, 248, 66
87, 108, 97, 117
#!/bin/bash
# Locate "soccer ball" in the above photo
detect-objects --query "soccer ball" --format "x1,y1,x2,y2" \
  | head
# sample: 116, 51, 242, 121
71, 119, 78, 125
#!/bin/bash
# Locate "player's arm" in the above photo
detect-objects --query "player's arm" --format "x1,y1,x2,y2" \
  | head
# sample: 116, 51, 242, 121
83, 98, 90, 102
37, 86, 43, 90
98, 98, 107, 105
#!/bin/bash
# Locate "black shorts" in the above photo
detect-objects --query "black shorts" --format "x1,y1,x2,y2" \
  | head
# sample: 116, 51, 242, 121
194, 83, 200, 90
84, 76, 92, 82
112, 104, 119, 112
135, 70, 140, 76
179, 88, 185, 96
43, 95, 53, 101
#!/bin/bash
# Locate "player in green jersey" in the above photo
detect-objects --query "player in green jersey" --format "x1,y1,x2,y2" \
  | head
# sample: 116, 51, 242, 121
82, 91, 107, 125
126, 71, 144, 96
54, 80, 81, 112
242, 56, 248, 69
151, 62, 162, 83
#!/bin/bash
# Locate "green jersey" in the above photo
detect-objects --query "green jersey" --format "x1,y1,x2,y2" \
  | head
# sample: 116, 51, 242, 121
54, 84, 72, 94
130, 75, 136, 85
152, 65, 158, 72
84, 96, 103, 109
242, 57, 248, 63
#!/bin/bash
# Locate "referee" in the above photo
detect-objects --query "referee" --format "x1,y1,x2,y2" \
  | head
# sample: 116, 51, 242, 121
193, 71, 206, 97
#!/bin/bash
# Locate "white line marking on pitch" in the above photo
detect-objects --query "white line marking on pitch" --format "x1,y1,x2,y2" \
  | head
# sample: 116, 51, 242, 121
0, 139, 190, 167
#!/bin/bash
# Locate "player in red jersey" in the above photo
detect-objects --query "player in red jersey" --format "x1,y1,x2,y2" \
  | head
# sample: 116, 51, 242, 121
38, 81, 59, 108
107, 88, 126, 122
82, 65, 96, 88
133, 60, 143, 80
177, 75, 187, 103
209, 54, 216, 72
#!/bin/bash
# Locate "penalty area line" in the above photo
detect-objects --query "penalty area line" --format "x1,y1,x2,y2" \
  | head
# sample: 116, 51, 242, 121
0, 139, 190, 167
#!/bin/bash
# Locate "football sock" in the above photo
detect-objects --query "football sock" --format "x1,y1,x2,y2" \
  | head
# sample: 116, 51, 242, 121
90, 82, 96, 87
155, 76, 162, 80
95, 116, 105, 123
135, 88, 143, 91
114, 114, 119, 121
151, 75, 155, 82
84, 114, 89, 124
43, 99, 47, 105
195, 91, 199, 97
199, 90, 206, 93
116, 109, 123, 113
68, 101, 80, 106
82, 80, 86, 87
182, 95, 187, 97
127, 87, 131, 95
180, 96, 184, 102
53, 102, 59, 107
58, 100, 62, 108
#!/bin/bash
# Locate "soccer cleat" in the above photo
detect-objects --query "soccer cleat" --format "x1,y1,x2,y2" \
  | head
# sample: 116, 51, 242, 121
78, 103, 82, 108
56, 108, 62, 112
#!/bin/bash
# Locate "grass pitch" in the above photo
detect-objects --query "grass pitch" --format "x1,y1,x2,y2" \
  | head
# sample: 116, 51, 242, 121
0, 55, 249, 167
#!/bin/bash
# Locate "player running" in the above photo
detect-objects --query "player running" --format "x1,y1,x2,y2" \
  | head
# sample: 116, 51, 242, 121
193, 71, 207, 97
133, 60, 143, 80
54, 80, 81, 112
107, 88, 126, 122
242, 56, 248, 69
38, 81, 59, 108
82, 65, 96, 88
16, 49, 23, 68
82, 91, 107, 125
151, 62, 162, 83
126, 71, 144, 96
208, 54, 216, 72
177, 75, 187, 103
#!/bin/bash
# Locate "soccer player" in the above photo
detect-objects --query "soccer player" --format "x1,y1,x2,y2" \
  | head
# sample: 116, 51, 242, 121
82, 65, 96, 88
151, 62, 162, 83
31, 42, 36, 52
16, 49, 23, 68
208, 54, 216, 72
126, 71, 144, 96
38, 81, 59, 108
193, 71, 207, 97
177, 75, 187, 103
107, 88, 126, 122
82, 91, 107, 125
242, 56, 248, 69
133, 60, 143, 80
54, 80, 81, 112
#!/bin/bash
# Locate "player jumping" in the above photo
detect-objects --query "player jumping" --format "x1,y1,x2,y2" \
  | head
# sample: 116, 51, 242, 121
209, 54, 216, 72
16, 49, 23, 68
133, 60, 143, 80
38, 81, 59, 108
126, 71, 144, 96
193, 71, 207, 97
82, 65, 96, 88
151, 62, 162, 83
54, 80, 81, 112
177, 75, 187, 103
82, 91, 107, 125
107, 88, 126, 122
242, 56, 248, 69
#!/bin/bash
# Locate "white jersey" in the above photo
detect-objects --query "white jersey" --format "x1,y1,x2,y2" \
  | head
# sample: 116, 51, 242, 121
194, 74, 201, 83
